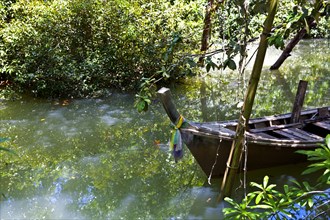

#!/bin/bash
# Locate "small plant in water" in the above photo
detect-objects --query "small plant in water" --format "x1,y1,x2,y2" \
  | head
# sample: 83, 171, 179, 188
223, 135, 330, 219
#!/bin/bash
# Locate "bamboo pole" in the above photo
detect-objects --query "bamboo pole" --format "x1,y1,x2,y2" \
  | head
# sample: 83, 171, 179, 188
219, 0, 279, 201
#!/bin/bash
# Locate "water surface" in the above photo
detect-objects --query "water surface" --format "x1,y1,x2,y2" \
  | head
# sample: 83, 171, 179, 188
0, 39, 329, 219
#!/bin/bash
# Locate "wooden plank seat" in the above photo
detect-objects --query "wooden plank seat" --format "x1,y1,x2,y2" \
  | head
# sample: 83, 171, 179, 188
289, 128, 323, 140
321, 119, 330, 124
313, 121, 330, 131
249, 123, 302, 133
247, 132, 276, 139
271, 129, 308, 140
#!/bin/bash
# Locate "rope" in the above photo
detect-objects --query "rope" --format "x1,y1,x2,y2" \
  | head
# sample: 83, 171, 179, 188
241, 115, 248, 197
242, 123, 248, 198
208, 136, 223, 185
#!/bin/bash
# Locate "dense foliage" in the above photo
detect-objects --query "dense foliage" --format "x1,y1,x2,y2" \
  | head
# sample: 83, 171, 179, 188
0, 0, 328, 102
224, 135, 330, 219
0, 0, 203, 98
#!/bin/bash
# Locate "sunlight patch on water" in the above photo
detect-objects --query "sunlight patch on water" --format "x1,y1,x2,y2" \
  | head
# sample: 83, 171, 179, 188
0, 194, 86, 219
100, 115, 119, 126
99, 110, 132, 126
47, 108, 66, 121
79, 155, 101, 165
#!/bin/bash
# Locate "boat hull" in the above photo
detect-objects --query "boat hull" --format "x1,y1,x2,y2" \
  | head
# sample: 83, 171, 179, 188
182, 131, 314, 178
158, 87, 330, 178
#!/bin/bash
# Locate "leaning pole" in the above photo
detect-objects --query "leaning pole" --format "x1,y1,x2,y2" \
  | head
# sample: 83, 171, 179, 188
219, 0, 279, 200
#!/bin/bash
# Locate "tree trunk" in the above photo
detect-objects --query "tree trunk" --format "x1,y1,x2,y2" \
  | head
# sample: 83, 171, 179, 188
219, 0, 279, 201
198, 0, 223, 65
270, 0, 324, 70
269, 21, 316, 70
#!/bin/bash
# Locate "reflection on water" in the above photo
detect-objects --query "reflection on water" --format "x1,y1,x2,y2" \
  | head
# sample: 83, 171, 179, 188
177, 39, 329, 122
0, 40, 329, 219
0, 96, 206, 219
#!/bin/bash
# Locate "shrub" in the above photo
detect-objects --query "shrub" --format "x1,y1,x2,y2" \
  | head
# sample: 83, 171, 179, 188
0, 0, 203, 98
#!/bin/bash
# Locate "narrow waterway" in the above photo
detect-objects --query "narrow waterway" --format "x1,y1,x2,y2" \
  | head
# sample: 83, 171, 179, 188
0, 39, 329, 219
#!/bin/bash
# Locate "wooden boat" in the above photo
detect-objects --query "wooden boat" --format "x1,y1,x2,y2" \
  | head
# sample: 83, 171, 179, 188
158, 87, 330, 178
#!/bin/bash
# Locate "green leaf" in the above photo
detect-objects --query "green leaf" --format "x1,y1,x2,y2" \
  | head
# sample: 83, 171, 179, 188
223, 58, 237, 70
302, 181, 312, 191
255, 193, 263, 204
326, 134, 330, 148
307, 198, 314, 208
250, 181, 263, 190
302, 165, 323, 175
135, 100, 148, 113
206, 63, 211, 72
223, 208, 240, 215
252, 204, 272, 209
266, 184, 277, 191
224, 197, 235, 205
162, 71, 170, 78
263, 176, 269, 188
295, 149, 310, 155
323, 168, 330, 176
227, 59, 236, 70
187, 58, 196, 68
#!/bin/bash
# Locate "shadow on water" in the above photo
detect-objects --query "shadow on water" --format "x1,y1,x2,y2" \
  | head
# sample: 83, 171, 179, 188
0, 39, 329, 219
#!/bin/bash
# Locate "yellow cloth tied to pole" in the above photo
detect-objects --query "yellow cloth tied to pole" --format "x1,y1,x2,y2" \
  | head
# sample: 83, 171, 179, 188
170, 115, 185, 162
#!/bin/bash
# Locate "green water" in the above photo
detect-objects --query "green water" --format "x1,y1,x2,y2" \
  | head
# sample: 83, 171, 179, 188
0, 39, 329, 219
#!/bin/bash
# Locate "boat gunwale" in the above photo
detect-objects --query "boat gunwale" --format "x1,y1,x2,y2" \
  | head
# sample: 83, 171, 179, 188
199, 107, 329, 127
181, 107, 330, 148
181, 127, 325, 147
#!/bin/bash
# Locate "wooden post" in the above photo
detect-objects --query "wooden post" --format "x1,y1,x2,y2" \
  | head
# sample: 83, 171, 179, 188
290, 80, 308, 123
318, 107, 329, 117
157, 87, 181, 124
219, 0, 279, 201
